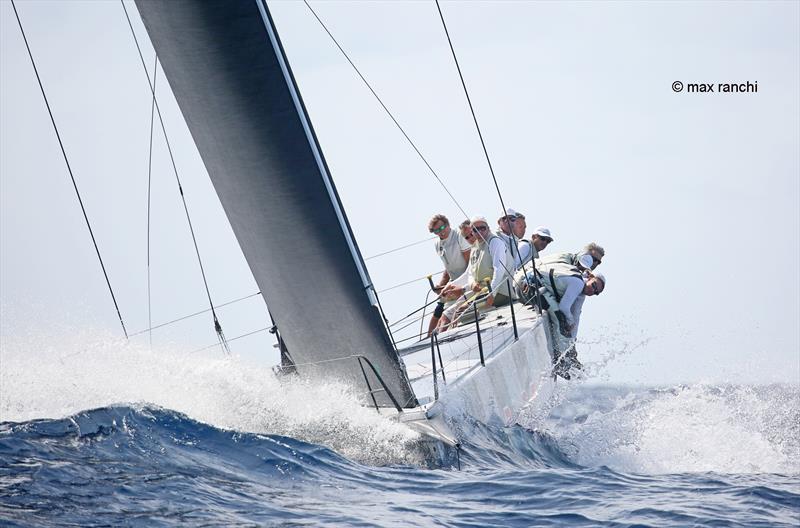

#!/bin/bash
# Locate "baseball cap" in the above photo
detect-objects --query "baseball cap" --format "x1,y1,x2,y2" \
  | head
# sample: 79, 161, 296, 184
532, 226, 553, 240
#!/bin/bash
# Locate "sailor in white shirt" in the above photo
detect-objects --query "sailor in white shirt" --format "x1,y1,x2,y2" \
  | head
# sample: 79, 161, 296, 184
496, 208, 523, 268
513, 227, 554, 298
538, 264, 606, 379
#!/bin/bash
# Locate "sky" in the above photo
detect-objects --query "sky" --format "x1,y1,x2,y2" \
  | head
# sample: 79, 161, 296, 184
1, 0, 798, 385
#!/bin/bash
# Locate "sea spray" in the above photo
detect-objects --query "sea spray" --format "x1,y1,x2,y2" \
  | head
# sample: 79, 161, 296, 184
543, 384, 800, 475
516, 329, 800, 475
2, 325, 798, 526
0, 327, 421, 465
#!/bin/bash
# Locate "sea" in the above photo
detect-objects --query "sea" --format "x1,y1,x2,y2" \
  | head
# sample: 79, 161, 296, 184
1, 331, 798, 527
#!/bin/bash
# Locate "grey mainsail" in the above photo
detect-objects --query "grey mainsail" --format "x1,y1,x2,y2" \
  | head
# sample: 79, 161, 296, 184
135, 0, 417, 408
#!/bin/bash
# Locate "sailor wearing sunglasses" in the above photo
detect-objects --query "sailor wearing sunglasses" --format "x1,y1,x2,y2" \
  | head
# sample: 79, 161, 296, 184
535, 258, 607, 379
427, 214, 471, 336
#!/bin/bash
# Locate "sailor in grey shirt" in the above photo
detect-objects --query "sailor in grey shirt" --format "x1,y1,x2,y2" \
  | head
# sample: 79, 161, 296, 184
427, 214, 471, 335
430, 214, 471, 290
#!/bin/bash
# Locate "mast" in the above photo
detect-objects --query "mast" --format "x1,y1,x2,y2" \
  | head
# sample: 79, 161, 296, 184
135, 0, 416, 408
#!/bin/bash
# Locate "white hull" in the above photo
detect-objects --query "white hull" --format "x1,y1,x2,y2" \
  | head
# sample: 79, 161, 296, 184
389, 305, 556, 447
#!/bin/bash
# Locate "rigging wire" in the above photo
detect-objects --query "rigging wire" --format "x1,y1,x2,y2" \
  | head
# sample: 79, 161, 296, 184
389, 295, 441, 327
128, 291, 262, 338
434, 0, 508, 221
377, 272, 440, 294
304, 2, 530, 317
10, 0, 128, 339
189, 326, 271, 354
145, 54, 158, 350
364, 236, 436, 261
120, 0, 230, 355
434, 0, 541, 306
302, 0, 471, 222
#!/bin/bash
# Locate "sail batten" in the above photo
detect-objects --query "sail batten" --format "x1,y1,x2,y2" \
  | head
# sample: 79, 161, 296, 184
135, 0, 416, 408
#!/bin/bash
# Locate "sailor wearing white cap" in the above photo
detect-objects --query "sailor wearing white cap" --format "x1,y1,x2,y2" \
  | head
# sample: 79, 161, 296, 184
512, 226, 554, 296
530, 226, 553, 256
496, 208, 522, 237
535, 260, 606, 379
591, 272, 606, 288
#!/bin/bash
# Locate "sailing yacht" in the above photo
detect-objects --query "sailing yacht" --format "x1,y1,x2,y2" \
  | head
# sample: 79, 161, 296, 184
134, 0, 558, 448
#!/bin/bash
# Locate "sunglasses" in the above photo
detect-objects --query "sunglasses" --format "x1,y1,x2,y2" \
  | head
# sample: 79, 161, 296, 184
430, 224, 448, 234
473, 225, 489, 232
591, 282, 601, 295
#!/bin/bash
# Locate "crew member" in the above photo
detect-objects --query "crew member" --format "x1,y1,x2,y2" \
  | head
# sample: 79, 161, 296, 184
538, 242, 605, 275
530, 227, 554, 260
437, 216, 513, 330
496, 208, 524, 268
426, 214, 471, 336
537, 257, 606, 379
514, 227, 554, 298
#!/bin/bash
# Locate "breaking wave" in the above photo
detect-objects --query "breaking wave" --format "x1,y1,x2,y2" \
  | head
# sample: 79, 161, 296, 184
539, 383, 800, 475
2, 324, 798, 526
0, 327, 421, 466
2, 324, 797, 474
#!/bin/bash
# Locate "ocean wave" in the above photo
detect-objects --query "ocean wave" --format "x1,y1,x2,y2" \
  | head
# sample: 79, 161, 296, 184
2, 404, 798, 527
540, 383, 800, 475
0, 330, 421, 466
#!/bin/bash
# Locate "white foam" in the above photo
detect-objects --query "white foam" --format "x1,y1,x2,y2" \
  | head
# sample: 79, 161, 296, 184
0, 324, 422, 466
552, 384, 800, 475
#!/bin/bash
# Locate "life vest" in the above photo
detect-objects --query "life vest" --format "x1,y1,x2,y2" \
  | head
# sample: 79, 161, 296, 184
470, 234, 512, 298
536, 259, 582, 301
537, 252, 578, 268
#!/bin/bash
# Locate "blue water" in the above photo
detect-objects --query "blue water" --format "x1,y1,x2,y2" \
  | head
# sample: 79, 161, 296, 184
0, 332, 798, 526
2, 383, 798, 527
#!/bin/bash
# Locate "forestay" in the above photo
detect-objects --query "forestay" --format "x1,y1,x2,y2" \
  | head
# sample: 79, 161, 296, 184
135, 0, 416, 408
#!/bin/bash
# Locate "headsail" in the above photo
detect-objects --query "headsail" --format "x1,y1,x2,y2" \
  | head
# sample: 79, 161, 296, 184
135, 0, 417, 408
